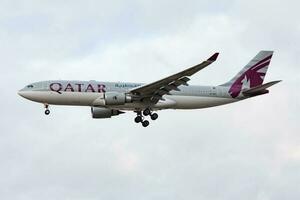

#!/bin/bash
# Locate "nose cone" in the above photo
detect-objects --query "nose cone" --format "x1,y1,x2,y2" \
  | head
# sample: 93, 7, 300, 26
18, 89, 43, 103
18, 90, 26, 98
18, 90, 32, 100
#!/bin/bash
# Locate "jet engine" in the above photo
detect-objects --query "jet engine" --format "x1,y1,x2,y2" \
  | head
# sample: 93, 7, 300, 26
93, 92, 132, 106
91, 107, 124, 118
105, 92, 132, 105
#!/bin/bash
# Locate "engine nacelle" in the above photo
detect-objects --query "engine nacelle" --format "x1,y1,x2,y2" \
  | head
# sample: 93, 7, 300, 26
91, 107, 124, 119
93, 92, 132, 106
105, 92, 132, 105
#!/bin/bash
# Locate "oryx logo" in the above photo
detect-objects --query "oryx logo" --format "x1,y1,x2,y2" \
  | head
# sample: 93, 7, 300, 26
229, 55, 272, 98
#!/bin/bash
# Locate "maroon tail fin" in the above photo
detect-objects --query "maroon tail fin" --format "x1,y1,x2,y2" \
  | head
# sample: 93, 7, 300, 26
221, 51, 274, 98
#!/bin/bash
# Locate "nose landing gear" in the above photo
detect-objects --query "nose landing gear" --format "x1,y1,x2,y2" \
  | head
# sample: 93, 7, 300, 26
44, 104, 50, 115
134, 109, 158, 127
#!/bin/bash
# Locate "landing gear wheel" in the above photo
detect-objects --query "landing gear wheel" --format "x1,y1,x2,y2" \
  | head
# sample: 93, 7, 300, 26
142, 120, 150, 127
134, 116, 143, 123
150, 113, 158, 120
143, 109, 151, 116
45, 109, 50, 115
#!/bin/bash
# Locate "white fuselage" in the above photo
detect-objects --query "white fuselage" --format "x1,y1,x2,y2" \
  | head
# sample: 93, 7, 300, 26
18, 80, 242, 111
17, 51, 276, 127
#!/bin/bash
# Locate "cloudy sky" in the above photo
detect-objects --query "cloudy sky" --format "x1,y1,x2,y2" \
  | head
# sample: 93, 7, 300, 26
1, 0, 299, 199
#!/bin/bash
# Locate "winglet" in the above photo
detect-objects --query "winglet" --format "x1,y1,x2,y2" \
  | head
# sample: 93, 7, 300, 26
207, 52, 219, 62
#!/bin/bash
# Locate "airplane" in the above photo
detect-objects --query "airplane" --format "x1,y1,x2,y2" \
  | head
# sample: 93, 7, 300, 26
18, 51, 281, 127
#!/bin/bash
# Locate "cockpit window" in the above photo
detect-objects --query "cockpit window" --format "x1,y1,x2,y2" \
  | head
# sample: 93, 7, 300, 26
27, 85, 34, 88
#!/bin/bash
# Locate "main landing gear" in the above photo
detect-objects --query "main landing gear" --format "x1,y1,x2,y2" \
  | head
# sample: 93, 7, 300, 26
44, 104, 50, 115
134, 108, 158, 127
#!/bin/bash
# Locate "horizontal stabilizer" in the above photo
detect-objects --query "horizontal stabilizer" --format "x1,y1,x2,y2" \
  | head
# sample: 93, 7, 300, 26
242, 80, 281, 97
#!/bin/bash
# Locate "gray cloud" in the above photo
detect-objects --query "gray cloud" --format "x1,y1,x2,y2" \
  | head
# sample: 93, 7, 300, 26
0, 0, 299, 199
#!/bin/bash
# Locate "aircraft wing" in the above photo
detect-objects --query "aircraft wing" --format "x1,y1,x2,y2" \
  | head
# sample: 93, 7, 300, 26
129, 52, 219, 101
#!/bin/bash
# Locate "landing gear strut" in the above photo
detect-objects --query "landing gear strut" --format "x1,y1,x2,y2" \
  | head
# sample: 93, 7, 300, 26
134, 109, 158, 127
44, 104, 50, 115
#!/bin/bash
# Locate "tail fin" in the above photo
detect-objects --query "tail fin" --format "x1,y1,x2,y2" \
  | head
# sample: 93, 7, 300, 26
222, 51, 274, 98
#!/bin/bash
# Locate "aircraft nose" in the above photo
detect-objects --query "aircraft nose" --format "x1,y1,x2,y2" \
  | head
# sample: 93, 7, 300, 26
18, 90, 29, 99
18, 90, 25, 97
18, 90, 42, 102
